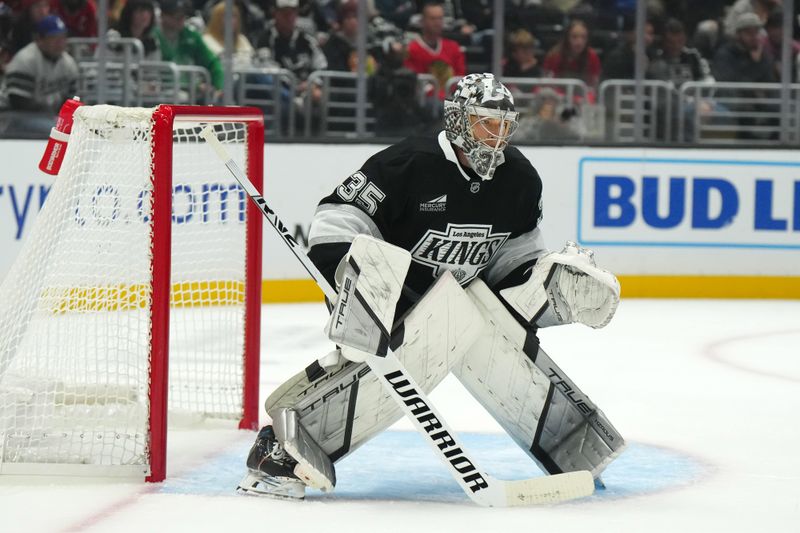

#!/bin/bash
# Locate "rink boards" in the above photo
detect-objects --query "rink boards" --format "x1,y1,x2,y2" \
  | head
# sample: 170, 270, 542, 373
1, 141, 798, 300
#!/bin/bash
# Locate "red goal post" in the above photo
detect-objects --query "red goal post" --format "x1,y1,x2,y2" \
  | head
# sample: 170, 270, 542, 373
0, 105, 264, 482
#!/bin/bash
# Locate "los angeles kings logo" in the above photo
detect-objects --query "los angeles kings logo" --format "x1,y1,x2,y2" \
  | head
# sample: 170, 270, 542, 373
411, 223, 510, 285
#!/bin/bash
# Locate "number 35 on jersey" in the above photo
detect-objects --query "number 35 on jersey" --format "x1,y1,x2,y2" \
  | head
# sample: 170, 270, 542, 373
336, 172, 386, 216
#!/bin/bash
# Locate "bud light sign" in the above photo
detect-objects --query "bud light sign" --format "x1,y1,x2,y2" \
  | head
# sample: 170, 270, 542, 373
578, 157, 800, 249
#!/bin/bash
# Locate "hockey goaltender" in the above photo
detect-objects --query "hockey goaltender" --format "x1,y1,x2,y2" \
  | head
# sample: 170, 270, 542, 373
237, 73, 626, 501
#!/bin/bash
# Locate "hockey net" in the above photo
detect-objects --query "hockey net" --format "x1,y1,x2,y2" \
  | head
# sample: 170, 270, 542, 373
0, 105, 263, 480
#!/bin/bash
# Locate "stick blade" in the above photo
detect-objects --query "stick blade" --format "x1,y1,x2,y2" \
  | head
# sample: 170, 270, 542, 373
500, 470, 595, 507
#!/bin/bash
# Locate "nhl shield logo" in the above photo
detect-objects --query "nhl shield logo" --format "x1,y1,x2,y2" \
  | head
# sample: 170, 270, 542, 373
470, 182, 480, 194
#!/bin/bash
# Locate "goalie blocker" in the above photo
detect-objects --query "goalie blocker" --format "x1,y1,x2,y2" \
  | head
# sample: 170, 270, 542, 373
245, 237, 623, 498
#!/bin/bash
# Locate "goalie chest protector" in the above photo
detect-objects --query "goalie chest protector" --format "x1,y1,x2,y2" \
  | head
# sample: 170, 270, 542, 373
315, 133, 543, 301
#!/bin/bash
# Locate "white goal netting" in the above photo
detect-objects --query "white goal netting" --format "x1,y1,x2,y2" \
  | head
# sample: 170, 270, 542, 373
0, 105, 258, 477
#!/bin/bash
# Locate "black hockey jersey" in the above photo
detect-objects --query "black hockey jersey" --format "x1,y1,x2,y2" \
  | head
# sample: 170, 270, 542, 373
308, 132, 546, 310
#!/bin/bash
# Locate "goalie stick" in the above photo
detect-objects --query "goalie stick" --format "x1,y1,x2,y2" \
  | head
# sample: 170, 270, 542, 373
200, 126, 594, 507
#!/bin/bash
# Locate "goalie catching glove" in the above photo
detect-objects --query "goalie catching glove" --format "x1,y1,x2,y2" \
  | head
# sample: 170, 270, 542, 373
500, 242, 620, 329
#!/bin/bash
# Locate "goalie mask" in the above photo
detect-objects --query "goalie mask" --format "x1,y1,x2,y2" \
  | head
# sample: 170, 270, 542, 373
444, 73, 519, 180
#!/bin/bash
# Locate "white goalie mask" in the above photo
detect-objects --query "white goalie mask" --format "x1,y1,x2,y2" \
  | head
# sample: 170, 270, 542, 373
444, 73, 519, 180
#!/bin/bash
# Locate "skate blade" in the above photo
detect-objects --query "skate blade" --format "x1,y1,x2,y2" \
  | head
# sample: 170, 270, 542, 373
236, 471, 305, 501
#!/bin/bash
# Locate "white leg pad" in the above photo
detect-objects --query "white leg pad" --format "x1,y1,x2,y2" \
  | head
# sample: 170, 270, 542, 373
266, 272, 485, 464
454, 280, 626, 478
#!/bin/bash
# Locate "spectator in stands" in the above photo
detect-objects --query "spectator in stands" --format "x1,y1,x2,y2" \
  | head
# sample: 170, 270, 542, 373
723, 0, 780, 37
50, 0, 97, 38
404, 0, 465, 99
204, 0, 282, 113
375, 0, 414, 30
712, 12, 776, 83
155, 0, 224, 95
456, 0, 492, 35
713, 12, 777, 140
322, 0, 375, 74
647, 18, 712, 87
369, 39, 431, 136
232, 0, 267, 48
108, 0, 160, 61
255, 0, 327, 100
287, 0, 329, 35
504, 29, 542, 78
307, 0, 336, 34
542, 19, 601, 96
515, 87, 581, 142
367, 10, 405, 64
8, 0, 50, 54
601, 17, 654, 81
202, 1, 254, 69
411, 0, 492, 39
108, 0, 125, 29
762, 9, 800, 81
538, 0, 587, 16
0, 14, 78, 111
648, 18, 716, 141
693, 19, 722, 61
659, 0, 728, 44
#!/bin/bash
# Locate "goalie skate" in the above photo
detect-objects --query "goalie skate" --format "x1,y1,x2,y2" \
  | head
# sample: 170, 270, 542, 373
237, 426, 306, 500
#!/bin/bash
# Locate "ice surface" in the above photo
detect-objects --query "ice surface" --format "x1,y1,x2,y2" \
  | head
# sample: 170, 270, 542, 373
1, 298, 798, 533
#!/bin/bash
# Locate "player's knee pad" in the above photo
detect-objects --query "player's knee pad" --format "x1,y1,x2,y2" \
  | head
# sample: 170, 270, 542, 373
454, 279, 626, 478
266, 272, 485, 465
